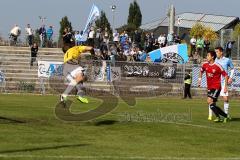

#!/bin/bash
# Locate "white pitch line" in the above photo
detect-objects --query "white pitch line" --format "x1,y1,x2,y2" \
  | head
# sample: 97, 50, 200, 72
0, 155, 240, 160
156, 121, 240, 133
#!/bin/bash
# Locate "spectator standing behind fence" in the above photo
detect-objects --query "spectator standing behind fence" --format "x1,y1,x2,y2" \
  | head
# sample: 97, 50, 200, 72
88, 27, 95, 47
133, 30, 141, 47
63, 28, 73, 44
46, 26, 53, 47
158, 34, 166, 48
174, 34, 181, 44
153, 39, 160, 50
46, 26, 53, 41
204, 38, 210, 57
103, 28, 109, 45
123, 41, 131, 61
225, 41, 235, 58
120, 31, 128, 48
30, 43, 38, 66
95, 29, 102, 48
167, 33, 174, 46
75, 31, 82, 46
62, 28, 75, 53
39, 25, 46, 47
25, 24, 33, 47
190, 36, 196, 57
183, 71, 192, 99
113, 31, 119, 44
10, 24, 21, 45
196, 38, 204, 56
149, 32, 155, 49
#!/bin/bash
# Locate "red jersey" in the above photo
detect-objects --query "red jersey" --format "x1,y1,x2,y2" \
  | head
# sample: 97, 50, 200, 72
201, 62, 228, 90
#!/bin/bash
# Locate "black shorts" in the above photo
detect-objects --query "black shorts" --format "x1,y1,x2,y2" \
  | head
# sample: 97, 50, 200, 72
207, 89, 220, 102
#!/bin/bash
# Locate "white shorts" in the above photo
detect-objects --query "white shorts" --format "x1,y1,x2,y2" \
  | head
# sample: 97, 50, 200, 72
220, 82, 229, 97
65, 66, 84, 84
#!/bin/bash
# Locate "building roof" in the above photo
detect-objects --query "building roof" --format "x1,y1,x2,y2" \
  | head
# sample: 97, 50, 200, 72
141, 12, 239, 32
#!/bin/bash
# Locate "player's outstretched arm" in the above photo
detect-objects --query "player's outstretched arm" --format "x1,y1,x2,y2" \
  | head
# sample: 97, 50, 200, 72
83, 46, 95, 56
83, 46, 93, 52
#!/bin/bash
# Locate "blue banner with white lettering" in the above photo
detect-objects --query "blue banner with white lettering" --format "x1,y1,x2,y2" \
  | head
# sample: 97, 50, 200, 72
149, 44, 188, 64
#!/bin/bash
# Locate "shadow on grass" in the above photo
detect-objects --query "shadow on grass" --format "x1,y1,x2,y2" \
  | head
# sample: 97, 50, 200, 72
94, 120, 119, 126
0, 116, 26, 124
230, 118, 240, 122
0, 144, 89, 154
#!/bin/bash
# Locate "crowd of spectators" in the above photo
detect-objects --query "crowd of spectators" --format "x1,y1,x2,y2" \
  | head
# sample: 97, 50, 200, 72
9, 24, 54, 47
62, 27, 183, 62
7, 24, 236, 63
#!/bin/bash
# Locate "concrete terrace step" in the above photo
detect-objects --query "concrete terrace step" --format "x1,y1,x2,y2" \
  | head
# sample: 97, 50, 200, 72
0, 57, 63, 62
0, 46, 62, 52
4, 72, 37, 77
3, 73, 38, 78
0, 50, 63, 56
1, 68, 37, 73
0, 65, 38, 70
0, 53, 63, 58
0, 61, 62, 66
5, 77, 41, 82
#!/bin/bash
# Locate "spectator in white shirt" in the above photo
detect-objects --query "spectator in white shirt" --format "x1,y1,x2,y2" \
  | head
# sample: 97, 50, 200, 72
113, 31, 119, 43
88, 27, 95, 47
10, 24, 21, 44
158, 34, 166, 48
25, 24, 33, 46
75, 31, 82, 46
190, 36, 196, 57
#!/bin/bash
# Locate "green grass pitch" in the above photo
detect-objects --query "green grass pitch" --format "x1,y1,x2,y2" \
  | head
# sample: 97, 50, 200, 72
0, 94, 240, 160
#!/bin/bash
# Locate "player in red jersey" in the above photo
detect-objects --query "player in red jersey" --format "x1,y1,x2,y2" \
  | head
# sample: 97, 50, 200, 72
198, 51, 229, 123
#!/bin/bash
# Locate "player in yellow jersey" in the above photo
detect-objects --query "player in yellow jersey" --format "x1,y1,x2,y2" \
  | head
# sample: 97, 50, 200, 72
60, 45, 94, 103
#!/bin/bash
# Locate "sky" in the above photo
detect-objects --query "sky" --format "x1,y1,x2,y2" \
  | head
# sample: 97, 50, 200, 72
0, 0, 240, 40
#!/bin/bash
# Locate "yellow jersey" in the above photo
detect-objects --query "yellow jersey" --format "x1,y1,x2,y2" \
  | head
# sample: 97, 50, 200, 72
64, 46, 87, 63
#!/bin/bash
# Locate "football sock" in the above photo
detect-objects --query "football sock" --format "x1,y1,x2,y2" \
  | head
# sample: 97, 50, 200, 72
210, 104, 220, 118
210, 103, 227, 118
224, 102, 229, 115
209, 105, 213, 117
62, 79, 77, 97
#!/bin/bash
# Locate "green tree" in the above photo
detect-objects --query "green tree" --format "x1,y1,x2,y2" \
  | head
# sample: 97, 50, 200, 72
59, 16, 73, 43
204, 27, 218, 41
233, 23, 240, 40
95, 11, 112, 38
127, 0, 142, 28
127, 3, 134, 25
190, 23, 205, 39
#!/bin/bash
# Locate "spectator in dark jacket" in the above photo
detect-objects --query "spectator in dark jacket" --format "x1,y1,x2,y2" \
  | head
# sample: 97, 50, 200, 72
133, 30, 141, 46
30, 43, 38, 66
62, 28, 73, 44
39, 25, 46, 47
225, 41, 235, 58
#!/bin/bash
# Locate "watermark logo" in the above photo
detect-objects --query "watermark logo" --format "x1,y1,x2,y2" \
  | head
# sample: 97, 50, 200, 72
118, 108, 192, 123
49, 61, 179, 122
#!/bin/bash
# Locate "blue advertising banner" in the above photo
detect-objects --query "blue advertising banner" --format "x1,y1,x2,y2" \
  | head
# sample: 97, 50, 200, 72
149, 44, 189, 64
